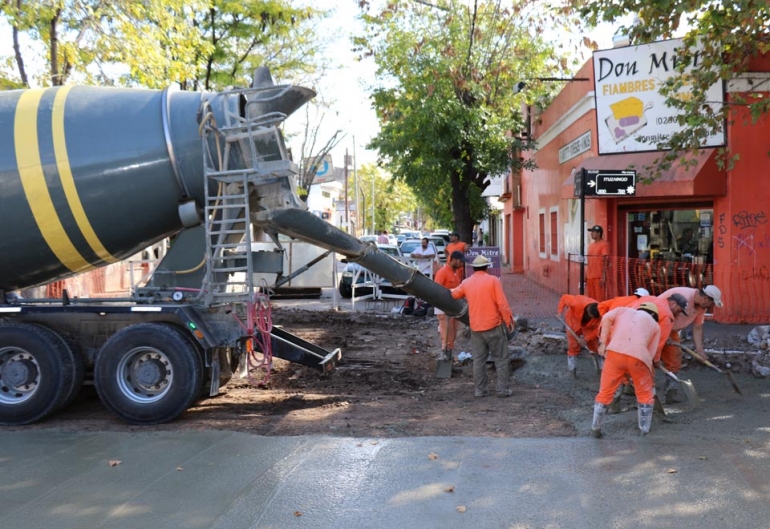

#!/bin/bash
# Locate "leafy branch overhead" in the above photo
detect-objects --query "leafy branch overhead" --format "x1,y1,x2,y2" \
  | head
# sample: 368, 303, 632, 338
355, 0, 586, 240
574, 0, 770, 174
0, 0, 330, 90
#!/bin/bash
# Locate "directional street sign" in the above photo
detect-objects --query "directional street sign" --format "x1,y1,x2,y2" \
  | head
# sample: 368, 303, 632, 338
576, 169, 636, 197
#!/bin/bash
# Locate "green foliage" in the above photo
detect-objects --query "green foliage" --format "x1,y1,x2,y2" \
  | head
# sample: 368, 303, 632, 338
189, 0, 329, 91
355, 0, 585, 241
573, 0, 770, 174
355, 163, 418, 234
0, 0, 329, 90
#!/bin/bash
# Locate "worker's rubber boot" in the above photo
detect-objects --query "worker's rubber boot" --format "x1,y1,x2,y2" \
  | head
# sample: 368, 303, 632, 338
590, 402, 606, 438
567, 356, 577, 378
607, 386, 624, 414
664, 377, 683, 404
638, 403, 654, 435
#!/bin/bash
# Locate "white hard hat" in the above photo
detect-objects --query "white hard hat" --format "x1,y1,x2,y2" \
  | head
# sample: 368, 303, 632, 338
634, 287, 650, 297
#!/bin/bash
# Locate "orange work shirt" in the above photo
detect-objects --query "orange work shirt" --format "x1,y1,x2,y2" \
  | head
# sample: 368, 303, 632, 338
597, 295, 638, 317
451, 270, 513, 332
558, 294, 600, 341
586, 240, 610, 279
631, 295, 675, 358
600, 307, 661, 370
445, 241, 469, 258
435, 263, 463, 316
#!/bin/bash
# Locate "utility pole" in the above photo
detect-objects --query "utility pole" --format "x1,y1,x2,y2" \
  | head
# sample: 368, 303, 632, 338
353, 137, 360, 236
344, 148, 349, 233
371, 171, 375, 234
578, 168, 586, 295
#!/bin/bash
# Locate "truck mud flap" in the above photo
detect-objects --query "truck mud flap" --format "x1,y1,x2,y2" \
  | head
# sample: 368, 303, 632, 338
270, 327, 341, 373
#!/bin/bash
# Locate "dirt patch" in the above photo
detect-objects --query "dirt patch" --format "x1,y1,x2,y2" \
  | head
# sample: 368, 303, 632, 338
11, 309, 766, 440
15, 310, 574, 438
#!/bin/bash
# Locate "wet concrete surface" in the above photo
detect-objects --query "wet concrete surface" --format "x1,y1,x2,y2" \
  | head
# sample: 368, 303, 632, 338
1, 430, 769, 528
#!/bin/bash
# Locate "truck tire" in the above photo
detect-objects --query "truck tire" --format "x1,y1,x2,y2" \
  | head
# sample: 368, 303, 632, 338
94, 323, 203, 424
0, 323, 77, 425
51, 331, 86, 412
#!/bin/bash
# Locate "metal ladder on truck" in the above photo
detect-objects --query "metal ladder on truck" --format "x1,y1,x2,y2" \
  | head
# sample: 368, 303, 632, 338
199, 85, 341, 374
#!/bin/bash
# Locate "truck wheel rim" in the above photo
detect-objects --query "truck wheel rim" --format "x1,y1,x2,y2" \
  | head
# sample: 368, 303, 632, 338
116, 347, 174, 404
0, 348, 41, 404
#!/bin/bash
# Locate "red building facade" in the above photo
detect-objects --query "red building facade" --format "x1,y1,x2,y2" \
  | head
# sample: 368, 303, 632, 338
502, 42, 770, 323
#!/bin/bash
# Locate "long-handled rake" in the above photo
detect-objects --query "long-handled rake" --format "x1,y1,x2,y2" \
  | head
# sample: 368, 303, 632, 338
668, 340, 743, 395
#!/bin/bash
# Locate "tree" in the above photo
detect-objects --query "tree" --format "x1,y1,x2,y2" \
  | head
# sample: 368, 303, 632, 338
574, 0, 770, 173
355, 163, 418, 235
185, 0, 330, 92
355, 0, 586, 243
0, 0, 330, 90
0, 0, 207, 88
294, 101, 347, 201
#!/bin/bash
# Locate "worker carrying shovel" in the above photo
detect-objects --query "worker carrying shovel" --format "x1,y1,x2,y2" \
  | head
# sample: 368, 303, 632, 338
557, 294, 601, 376
591, 303, 661, 438
656, 285, 723, 403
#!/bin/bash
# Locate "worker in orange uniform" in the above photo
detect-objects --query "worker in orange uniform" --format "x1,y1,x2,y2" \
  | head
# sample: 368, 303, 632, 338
591, 303, 661, 438
445, 231, 470, 280
597, 287, 649, 316
451, 255, 515, 398
557, 294, 600, 376
655, 285, 723, 403
586, 225, 610, 302
604, 292, 688, 411
434, 250, 465, 361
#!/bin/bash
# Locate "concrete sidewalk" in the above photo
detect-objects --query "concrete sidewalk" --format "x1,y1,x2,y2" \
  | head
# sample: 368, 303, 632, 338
0, 430, 768, 528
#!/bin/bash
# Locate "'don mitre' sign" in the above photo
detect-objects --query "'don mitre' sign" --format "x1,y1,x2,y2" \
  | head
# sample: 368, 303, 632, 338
579, 169, 636, 197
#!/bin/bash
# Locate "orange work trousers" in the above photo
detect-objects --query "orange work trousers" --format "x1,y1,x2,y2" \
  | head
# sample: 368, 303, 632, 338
595, 350, 655, 406
660, 329, 682, 373
437, 314, 458, 350
567, 332, 599, 357
586, 277, 606, 302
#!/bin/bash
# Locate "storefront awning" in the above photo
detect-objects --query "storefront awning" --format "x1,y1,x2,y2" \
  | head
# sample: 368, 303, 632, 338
561, 149, 726, 199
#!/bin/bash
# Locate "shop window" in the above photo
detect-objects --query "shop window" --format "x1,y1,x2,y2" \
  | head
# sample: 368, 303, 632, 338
549, 207, 559, 260
538, 209, 546, 258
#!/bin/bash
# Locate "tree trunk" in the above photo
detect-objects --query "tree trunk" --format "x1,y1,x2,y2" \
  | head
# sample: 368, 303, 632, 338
450, 170, 474, 244
49, 8, 62, 86
12, 0, 28, 87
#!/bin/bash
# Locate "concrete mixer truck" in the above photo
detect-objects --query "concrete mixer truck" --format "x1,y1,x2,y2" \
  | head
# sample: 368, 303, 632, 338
0, 68, 468, 426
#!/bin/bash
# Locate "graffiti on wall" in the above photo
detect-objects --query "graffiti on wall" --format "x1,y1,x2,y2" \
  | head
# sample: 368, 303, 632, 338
718, 212, 726, 249
732, 210, 767, 230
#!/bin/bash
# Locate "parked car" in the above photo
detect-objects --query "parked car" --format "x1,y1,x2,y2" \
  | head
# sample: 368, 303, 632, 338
400, 239, 440, 268
339, 244, 406, 298
427, 236, 447, 262
360, 235, 378, 244
399, 230, 422, 240
430, 230, 450, 242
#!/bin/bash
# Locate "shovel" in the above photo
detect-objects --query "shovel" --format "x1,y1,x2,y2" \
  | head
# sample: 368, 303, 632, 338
556, 315, 601, 374
658, 364, 701, 408
434, 317, 454, 379
668, 340, 743, 395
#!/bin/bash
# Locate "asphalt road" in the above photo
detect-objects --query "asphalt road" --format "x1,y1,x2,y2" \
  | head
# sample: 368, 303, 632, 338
1, 430, 769, 528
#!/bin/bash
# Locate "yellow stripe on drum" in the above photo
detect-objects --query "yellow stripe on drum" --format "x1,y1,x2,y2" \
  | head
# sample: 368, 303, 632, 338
52, 86, 118, 263
14, 89, 93, 273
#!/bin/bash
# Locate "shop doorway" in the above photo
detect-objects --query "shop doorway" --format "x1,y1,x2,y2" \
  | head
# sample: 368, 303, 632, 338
621, 205, 714, 295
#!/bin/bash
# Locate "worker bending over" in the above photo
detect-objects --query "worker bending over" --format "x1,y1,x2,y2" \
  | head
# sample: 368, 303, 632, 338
592, 303, 661, 438
656, 285, 723, 403
557, 294, 600, 376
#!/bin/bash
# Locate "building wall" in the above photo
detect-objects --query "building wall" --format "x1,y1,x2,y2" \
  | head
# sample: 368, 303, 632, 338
510, 48, 770, 322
